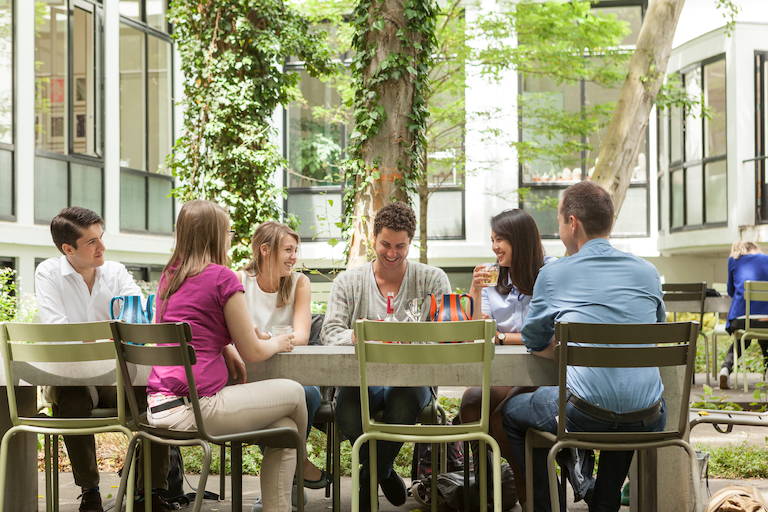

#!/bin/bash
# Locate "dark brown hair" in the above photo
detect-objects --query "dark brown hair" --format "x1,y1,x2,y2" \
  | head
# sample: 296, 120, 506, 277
559, 181, 614, 237
50, 207, 104, 253
373, 202, 416, 239
491, 209, 544, 296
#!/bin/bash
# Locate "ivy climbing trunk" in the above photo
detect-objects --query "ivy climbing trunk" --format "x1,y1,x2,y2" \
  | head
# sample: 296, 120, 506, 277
345, 0, 437, 268
591, 0, 686, 215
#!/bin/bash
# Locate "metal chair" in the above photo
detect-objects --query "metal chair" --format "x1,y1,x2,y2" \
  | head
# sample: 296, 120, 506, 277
524, 321, 703, 512
663, 282, 710, 383
734, 281, 768, 392
110, 321, 305, 512
351, 319, 502, 512
0, 321, 135, 512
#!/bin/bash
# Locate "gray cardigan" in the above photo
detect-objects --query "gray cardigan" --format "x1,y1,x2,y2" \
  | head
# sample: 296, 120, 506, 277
320, 261, 452, 345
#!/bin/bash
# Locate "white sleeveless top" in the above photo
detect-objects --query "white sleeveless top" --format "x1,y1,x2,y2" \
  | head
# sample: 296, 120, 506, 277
239, 271, 299, 333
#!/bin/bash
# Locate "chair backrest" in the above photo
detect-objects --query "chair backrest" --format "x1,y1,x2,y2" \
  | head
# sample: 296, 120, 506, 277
554, 321, 699, 438
662, 282, 707, 322
354, 319, 495, 432
109, 322, 209, 438
0, 321, 124, 426
744, 281, 768, 331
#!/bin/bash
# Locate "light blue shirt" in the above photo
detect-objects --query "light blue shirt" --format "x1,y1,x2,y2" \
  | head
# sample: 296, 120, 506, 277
482, 256, 556, 333
522, 238, 666, 413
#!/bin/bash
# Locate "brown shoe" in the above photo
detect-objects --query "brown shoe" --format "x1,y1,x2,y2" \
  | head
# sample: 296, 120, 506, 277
719, 367, 730, 390
78, 489, 103, 512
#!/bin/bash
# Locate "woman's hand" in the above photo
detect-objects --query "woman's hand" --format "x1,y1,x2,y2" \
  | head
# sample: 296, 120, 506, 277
470, 265, 491, 293
273, 333, 295, 353
254, 327, 271, 340
223, 344, 247, 384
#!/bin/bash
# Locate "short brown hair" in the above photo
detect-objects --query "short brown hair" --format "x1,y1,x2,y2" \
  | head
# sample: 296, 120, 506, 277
373, 202, 416, 239
560, 181, 614, 237
50, 207, 104, 253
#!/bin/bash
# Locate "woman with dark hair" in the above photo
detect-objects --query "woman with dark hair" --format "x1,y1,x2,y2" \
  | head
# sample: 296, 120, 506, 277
459, 209, 552, 502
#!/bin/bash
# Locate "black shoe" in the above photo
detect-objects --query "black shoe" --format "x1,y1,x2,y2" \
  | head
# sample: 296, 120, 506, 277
133, 492, 174, 512
380, 471, 407, 506
78, 489, 103, 512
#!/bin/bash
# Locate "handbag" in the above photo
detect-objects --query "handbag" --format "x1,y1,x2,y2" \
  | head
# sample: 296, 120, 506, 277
427, 293, 474, 322
110, 294, 155, 323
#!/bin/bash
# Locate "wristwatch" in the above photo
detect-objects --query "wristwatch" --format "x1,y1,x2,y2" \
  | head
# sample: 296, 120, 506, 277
496, 332, 506, 345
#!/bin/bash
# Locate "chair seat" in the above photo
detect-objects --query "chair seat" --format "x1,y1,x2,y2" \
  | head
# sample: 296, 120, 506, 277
529, 428, 682, 446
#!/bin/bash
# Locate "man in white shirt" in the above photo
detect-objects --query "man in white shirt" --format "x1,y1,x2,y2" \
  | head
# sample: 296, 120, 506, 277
36, 207, 169, 512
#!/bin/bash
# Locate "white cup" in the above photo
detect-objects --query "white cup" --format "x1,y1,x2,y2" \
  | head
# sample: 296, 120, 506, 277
271, 325, 293, 336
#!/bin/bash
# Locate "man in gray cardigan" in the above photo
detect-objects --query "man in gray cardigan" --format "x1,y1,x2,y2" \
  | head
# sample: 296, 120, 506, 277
321, 202, 451, 510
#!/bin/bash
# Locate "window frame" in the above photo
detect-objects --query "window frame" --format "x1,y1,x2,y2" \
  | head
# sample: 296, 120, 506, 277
118, 7, 175, 235
667, 53, 728, 232
34, 0, 105, 225
517, 0, 649, 239
755, 51, 768, 224
0, 0, 15, 221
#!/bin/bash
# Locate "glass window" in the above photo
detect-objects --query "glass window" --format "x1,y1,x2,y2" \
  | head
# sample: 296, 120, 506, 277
120, 172, 146, 231
147, 175, 173, 233
684, 68, 702, 162
411, 190, 464, 239
704, 59, 726, 157
705, 160, 727, 223
0, 0, 11, 145
72, 6, 97, 156
596, 5, 643, 46
34, 157, 68, 222
523, 189, 561, 238
119, 23, 145, 170
287, 192, 343, 240
671, 169, 683, 228
0, 150, 11, 218
119, 0, 141, 22
146, 0, 167, 32
685, 164, 702, 226
35, 0, 68, 154
613, 187, 647, 236
670, 105, 682, 163
70, 163, 102, 215
147, 35, 172, 174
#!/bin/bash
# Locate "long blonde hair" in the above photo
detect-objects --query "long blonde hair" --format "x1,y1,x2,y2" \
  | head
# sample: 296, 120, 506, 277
158, 200, 231, 318
730, 241, 760, 259
244, 221, 299, 308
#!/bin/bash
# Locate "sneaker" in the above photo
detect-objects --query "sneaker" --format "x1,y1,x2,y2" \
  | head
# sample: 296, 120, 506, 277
78, 489, 103, 512
719, 367, 730, 390
379, 471, 407, 506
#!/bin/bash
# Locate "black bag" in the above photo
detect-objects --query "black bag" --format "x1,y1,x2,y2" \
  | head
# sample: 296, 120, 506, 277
411, 463, 518, 512
411, 441, 464, 481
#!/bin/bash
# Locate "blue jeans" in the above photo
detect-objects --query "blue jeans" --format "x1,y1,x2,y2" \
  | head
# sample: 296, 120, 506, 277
502, 386, 666, 512
304, 385, 322, 437
336, 386, 431, 489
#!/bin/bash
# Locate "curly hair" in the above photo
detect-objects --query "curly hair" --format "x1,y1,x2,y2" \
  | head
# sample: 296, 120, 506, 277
373, 202, 416, 239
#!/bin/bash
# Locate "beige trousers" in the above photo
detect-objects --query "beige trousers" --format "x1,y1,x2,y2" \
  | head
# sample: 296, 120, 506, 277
148, 379, 307, 511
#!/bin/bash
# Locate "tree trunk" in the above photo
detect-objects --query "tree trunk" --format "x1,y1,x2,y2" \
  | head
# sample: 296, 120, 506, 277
346, 0, 422, 268
591, 0, 686, 215
419, 154, 429, 263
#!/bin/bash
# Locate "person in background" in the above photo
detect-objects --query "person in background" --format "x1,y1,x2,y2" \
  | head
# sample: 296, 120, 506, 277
239, 221, 328, 490
320, 202, 451, 511
147, 200, 306, 511
459, 208, 553, 502
35, 206, 170, 512
719, 241, 768, 389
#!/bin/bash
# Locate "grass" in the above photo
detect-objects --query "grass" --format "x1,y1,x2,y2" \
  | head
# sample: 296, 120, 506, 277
697, 442, 768, 479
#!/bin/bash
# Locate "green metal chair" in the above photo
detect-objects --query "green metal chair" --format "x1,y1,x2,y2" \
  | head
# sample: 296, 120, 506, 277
524, 321, 702, 512
662, 282, 710, 382
0, 321, 135, 512
110, 321, 305, 512
351, 319, 502, 512
734, 281, 768, 392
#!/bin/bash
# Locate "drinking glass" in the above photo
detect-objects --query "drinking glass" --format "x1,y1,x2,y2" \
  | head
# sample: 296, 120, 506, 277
484, 263, 499, 287
271, 325, 293, 336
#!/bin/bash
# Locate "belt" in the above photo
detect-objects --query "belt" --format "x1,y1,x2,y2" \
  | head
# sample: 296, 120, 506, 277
149, 397, 189, 414
567, 394, 662, 424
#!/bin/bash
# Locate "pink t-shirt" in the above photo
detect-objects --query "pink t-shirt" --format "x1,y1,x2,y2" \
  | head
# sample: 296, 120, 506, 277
147, 264, 244, 397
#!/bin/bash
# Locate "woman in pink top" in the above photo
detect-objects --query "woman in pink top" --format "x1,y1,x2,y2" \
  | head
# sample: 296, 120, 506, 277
146, 200, 307, 511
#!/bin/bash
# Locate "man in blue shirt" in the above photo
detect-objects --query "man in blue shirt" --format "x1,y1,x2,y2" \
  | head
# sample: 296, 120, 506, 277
502, 181, 666, 512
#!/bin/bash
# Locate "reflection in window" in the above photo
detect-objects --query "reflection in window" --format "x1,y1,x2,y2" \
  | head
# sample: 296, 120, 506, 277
0, 150, 11, 218
70, 163, 103, 214
120, 171, 146, 231
35, 0, 68, 154
411, 190, 465, 239
684, 69, 702, 162
0, 0, 11, 145
522, 189, 561, 238
287, 192, 343, 240
73, 7, 97, 156
671, 170, 683, 228
705, 160, 727, 223
613, 187, 647, 236
34, 157, 68, 222
120, 23, 145, 170
704, 60, 726, 157
685, 165, 702, 226
148, 36, 172, 174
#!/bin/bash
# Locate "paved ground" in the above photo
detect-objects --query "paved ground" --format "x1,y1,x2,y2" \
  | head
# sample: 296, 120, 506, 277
37, 374, 768, 511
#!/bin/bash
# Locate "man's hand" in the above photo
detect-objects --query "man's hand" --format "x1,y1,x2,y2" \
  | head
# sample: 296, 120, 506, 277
223, 344, 247, 384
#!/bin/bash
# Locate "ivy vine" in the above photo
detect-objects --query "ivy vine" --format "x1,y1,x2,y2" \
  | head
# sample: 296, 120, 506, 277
341, 0, 437, 258
168, 0, 335, 262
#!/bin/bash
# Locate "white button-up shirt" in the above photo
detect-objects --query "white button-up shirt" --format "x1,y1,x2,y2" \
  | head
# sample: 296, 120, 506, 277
35, 256, 142, 323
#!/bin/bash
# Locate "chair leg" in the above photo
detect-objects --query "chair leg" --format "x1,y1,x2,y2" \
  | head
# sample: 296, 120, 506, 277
463, 442, 471, 512
350, 434, 367, 512
295, 430, 305, 512
51, 434, 59, 512
479, 439, 488, 512
192, 441, 212, 512
742, 334, 750, 392
703, 333, 711, 386
524, 433, 534, 512
44, 434, 52, 512
369, 439, 378, 512
325, 422, 333, 499
546, 444, 562, 512
114, 434, 141, 512
232, 441, 242, 512
333, 422, 341, 512
680, 441, 704, 512
219, 443, 226, 500
487, 437, 503, 512
430, 443, 438, 512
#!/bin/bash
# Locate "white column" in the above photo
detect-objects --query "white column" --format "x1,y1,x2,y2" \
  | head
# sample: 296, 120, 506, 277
103, 0, 121, 232
14, 0, 34, 226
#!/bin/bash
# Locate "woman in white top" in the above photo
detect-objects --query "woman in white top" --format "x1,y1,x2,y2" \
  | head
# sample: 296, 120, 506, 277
240, 221, 328, 489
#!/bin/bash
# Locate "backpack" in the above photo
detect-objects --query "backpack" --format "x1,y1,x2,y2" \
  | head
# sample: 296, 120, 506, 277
707, 486, 768, 512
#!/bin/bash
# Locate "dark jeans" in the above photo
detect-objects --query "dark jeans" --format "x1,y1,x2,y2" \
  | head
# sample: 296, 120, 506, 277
48, 385, 169, 491
336, 386, 431, 492
502, 386, 666, 512
722, 319, 768, 371
304, 385, 322, 436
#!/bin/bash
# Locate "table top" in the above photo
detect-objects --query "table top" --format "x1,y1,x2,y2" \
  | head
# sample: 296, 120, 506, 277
0, 345, 557, 388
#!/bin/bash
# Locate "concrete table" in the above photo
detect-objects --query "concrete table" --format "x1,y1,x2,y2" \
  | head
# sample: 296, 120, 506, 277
0, 345, 686, 511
